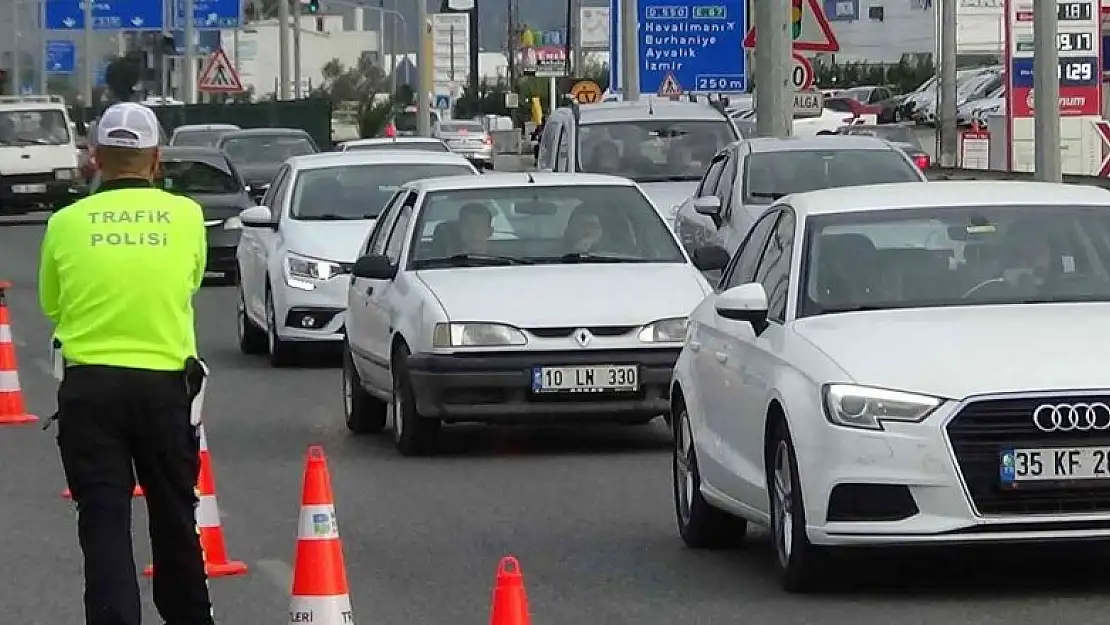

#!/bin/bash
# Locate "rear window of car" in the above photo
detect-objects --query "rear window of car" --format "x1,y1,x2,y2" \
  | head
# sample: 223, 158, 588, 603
439, 122, 484, 133
347, 141, 449, 153
743, 149, 921, 204
157, 160, 242, 195
394, 110, 440, 132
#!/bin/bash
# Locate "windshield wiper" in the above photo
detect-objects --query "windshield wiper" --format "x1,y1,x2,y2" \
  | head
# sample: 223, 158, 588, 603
416, 253, 534, 267
749, 192, 787, 200
635, 175, 701, 183
555, 252, 651, 264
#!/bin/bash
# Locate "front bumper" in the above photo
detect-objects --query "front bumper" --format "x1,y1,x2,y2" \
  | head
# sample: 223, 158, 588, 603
273, 273, 349, 343
406, 347, 679, 423
800, 393, 1110, 547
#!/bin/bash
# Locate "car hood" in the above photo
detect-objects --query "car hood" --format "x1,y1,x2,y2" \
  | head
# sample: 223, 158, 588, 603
415, 263, 709, 326
282, 219, 376, 263
235, 162, 281, 186
792, 304, 1110, 400
639, 181, 699, 221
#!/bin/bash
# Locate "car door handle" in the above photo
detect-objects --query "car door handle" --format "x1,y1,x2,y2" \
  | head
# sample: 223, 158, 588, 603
714, 352, 728, 363
688, 341, 701, 352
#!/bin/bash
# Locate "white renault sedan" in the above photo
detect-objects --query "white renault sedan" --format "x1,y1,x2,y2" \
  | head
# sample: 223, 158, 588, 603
342, 172, 711, 455
235, 150, 478, 366
672, 181, 1110, 592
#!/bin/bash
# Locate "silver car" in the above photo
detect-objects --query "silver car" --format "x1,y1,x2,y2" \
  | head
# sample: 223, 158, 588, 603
433, 120, 494, 169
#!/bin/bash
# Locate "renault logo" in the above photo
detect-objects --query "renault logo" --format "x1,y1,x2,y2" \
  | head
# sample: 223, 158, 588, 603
1033, 402, 1110, 432
574, 328, 592, 347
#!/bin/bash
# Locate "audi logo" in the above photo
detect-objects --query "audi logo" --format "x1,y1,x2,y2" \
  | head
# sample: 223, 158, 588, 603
1032, 403, 1110, 432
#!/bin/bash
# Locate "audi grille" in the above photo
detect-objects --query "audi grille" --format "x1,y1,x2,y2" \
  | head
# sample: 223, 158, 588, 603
947, 395, 1110, 515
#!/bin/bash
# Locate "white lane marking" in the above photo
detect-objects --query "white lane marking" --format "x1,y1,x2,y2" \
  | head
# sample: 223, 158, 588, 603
256, 558, 293, 591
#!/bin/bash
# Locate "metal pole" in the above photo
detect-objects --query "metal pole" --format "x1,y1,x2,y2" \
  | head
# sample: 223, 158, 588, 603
278, 0, 291, 98
571, 0, 583, 75
938, 0, 957, 167
233, 28, 240, 72
1032, 0, 1061, 181
39, 0, 47, 94
12, 1, 21, 94
378, 0, 385, 76
293, 3, 302, 98
184, 0, 196, 103
563, 0, 573, 75
755, 0, 790, 137
81, 0, 93, 103
417, 0, 430, 135
389, 3, 398, 95
619, 0, 638, 99
448, 25, 455, 83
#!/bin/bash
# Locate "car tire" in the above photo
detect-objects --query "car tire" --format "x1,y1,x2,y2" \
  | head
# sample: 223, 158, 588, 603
342, 342, 387, 434
236, 281, 268, 355
673, 404, 747, 549
265, 287, 299, 367
390, 344, 440, 456
767, 417, 827, 593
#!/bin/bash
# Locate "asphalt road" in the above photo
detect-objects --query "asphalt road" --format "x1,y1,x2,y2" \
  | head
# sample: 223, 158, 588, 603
5, 141, 1110, 624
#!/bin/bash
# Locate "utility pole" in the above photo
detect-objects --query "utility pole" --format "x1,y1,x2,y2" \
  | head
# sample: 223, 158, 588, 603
389, 0, 398, 95
564, 0, 574, 76
417, 0, 430, 135
278, 0, 291, 99
81, 0, 93, 103
12, 1, 20, 95
506, 0, 516, 83
570, 0, 583, 76
1032, 0, 1061, 181
184, 0, 196, 103
39, 0, 47, 94
938, 0, 957, 167
754, 0, 790, 137
449, 25, 455, 82
619, 0, 638, 99
293, 2, 302, 98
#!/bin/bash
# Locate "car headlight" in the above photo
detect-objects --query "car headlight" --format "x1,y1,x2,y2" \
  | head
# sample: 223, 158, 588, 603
284, 252, 344, 290
54, 168, 75, 180
224, 216, 242, 230
638, 317, 688, 343
432, 322, 527, 348
822, 384, 941, 431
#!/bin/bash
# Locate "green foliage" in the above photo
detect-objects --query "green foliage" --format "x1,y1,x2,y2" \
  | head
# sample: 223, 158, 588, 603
311, 57, 386, 105
811, 54, 935, 94
358, 97, 393, 138
450, 57, 611, 121
104, 54, 142, 103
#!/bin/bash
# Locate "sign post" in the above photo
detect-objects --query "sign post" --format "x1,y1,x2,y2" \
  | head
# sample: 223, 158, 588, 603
609, 0, 746, 96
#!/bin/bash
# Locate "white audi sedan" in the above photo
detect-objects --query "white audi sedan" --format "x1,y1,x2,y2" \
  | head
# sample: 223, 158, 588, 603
235, 150, 478, 366
342, 173, 711, 455
672, 181, 1110, 592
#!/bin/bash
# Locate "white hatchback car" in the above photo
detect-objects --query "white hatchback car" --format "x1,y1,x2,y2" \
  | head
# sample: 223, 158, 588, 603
341, 172, 712, 455
234, 150, 478, 366
672, 181, 1110, 592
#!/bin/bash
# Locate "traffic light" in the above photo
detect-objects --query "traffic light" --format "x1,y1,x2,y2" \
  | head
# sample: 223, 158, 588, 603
791, 0, 803, 39
307, 0, 320, 13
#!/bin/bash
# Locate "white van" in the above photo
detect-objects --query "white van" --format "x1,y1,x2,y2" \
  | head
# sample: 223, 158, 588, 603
0, 95, 81, 214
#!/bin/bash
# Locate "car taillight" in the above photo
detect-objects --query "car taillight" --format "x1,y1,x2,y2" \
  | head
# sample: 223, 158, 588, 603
384, 123, 396, 137
913, 154, 930, 169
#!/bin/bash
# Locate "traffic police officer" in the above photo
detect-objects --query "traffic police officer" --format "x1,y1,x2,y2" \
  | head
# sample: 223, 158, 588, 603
37, 102, 215, 625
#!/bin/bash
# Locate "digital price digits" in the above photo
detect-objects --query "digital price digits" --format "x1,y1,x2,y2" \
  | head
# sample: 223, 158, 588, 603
1057, 1, 1093, 21
1060, 59, 1095, 83
1058, 32, 1093, 52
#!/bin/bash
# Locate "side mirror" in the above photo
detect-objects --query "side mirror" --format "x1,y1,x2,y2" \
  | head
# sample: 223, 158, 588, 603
239, 205, 277, 230
351, 254, 398, 280
715, 283, 769, 333
692, 245, 730, 272
692, 195, 722, 227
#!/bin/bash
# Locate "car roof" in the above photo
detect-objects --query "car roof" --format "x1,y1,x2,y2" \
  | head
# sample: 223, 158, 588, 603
173, 124, 239, 133
160, 146, 227, 159
743, 135, 896, 153
286, 150, 473, 170
221, 127, 309, 138
342, 137, 443, 146
574, 98, 729, 124
403, 172, 636, 193
789, 181, 1110, 217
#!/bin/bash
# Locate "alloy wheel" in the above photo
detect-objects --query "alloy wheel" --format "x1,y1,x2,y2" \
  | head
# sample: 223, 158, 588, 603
674, 412, 695, 526
772, 440, 794, 568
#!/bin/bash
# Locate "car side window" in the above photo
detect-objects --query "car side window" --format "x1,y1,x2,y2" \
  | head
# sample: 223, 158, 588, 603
538, 121, 560, 169
370, 192, 412, 256
554, 125, 571, 171
715, 156, 737, 221
261, 166, 287, 207
361, 192, 402, 256
697, 154, 726, 197
384, 205, 414, 264
752, 209, 796, 322
718, 210, 779, 291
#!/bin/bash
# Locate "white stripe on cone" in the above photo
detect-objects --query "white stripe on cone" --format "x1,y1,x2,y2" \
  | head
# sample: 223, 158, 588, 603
196, 494, 220, 528
289, 594, 354, 625
0, 324, 11, 342
0, 370, 21, 392
297, 504, 340, 541
198, 422, 208, 451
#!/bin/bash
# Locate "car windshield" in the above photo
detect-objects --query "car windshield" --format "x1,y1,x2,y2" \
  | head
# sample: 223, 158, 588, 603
0, 109, 70, 145
799, 205, 1110, 318
439, 122, 483, 133
409, 185, 686, 268
290, 163, 475, 220
172, 129, 230, 147
394, 110, 439, 132
157, 160, 241, 194
347, 141, 449, 153
578, 120, 734, 182
840, 125, 920, 148
221, 134, 316, 164
744, 149, 921, 204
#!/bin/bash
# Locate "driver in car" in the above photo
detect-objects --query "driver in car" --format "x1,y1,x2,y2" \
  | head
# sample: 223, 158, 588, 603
457, 203, 494, 254
1000, 223, 1055, 291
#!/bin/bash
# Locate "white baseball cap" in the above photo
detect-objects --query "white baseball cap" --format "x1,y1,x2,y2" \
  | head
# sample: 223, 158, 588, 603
95, 102, 161, 149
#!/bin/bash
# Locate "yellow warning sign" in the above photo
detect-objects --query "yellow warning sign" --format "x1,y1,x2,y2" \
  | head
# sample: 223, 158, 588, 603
570, 80, 602, 104
197, 49, 245, 94
657, 72, 683, 97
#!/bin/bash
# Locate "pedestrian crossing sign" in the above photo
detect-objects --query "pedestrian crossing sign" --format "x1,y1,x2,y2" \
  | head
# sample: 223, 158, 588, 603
657, 72, 683, 97
197, 49, 245, 94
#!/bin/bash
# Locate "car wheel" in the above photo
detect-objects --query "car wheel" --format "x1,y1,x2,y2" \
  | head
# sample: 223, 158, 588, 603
342, 342, 387, 434
390, 344, 440, 456
673, 404, 747, 548
236, 281, 267, 355
265, 287, 298, 367
767, 418, 827, 593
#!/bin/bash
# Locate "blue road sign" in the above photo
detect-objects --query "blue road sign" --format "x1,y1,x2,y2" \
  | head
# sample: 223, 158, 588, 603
609, 0, 747, 95
175, 0, 241, 29
434, 94, 451, 109
45, 40, 76, 74
46, 0, 165, 31
173, 29, 221, 55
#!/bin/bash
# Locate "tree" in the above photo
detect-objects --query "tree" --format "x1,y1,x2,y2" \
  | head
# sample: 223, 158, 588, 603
103, 54, 142, 103
312, 56, 386, 104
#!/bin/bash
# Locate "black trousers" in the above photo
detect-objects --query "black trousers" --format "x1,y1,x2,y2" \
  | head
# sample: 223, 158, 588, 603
56, 365, 215, 625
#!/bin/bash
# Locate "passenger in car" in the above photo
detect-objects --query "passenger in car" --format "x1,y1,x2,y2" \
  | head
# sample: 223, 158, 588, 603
457, 203, 494, 254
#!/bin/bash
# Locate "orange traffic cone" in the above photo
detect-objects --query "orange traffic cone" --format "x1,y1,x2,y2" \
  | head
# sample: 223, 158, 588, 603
288, 446, 354, 625
0, 282, 36, 425
489, 556, 531, 625
144, 424, 247, 578
62, 485, 143, 499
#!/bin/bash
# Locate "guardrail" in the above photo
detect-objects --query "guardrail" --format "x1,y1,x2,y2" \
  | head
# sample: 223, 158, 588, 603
924, 166, 1110, 190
